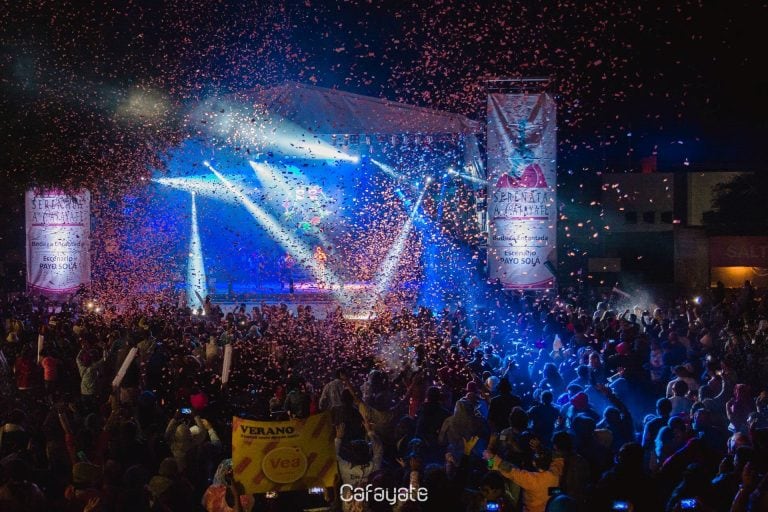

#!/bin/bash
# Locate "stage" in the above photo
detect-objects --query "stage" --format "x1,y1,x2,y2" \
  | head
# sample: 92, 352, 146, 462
206, 280, 390, 319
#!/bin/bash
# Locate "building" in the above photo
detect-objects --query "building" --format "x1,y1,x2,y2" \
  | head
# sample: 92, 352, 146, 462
596, 170, 766, 291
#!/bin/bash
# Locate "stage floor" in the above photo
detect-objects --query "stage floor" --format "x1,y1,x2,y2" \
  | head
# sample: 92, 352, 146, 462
207, 280, 378, 319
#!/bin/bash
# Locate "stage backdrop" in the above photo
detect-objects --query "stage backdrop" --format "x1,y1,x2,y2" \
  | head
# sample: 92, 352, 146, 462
232, 413, 337, 494
486, 92, 557, 289
25, 189, 91, 297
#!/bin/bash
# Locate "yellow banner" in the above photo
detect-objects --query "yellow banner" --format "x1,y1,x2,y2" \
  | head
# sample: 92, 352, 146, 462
232, 412, 337, 494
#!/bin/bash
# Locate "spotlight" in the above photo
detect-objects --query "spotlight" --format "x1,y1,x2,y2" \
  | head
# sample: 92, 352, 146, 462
444, 166, 488, 185
187, 192, 208, 310
153, 175, 246, 204
693, 296, 701, 304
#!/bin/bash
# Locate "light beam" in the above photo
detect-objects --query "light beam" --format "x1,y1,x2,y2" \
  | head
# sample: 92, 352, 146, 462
204, 161, 349, 304
153, 175, 248, 204
365, 186, 428, 314
187, 192, 208, 310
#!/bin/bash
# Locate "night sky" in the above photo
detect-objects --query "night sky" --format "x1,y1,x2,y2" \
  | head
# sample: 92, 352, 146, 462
2, 0, 766, 191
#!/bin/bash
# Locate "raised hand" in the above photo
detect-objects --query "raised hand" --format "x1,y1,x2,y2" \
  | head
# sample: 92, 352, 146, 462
463, 435, 479, 455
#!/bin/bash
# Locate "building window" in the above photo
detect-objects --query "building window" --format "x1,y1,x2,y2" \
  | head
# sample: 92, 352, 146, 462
661, 211, 673, 224
625, 211, 638, 224
643, 211, 656, 224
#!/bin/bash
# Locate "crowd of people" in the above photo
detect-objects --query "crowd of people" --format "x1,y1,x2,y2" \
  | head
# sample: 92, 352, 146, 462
1, 280, 768, 512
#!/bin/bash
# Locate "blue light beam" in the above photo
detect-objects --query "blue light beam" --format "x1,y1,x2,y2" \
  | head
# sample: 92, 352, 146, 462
187, 192, 208, 309
204, 161, 350, 305
366, 186, 428, 314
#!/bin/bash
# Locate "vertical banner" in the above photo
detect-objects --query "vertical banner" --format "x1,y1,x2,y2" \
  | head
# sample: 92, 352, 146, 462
232, 412, 337, 494
486, 92, 557, 289
26, 189, 91, 297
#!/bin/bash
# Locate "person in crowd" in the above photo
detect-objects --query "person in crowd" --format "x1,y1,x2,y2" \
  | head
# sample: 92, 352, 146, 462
592, 442, 661, 511
201, 459, 254, 512
488, 377, 520, 433
566, 365, 591, 390
13, 344, 37, 394
146, 456, 196, 511
335, 419, 383, 512
484, 438, 564, 512
666, 365, 700, 398
414, 386, 451, 456
319, 368, 347, 412
539, 363, 565, 398
726, 383, 755, 434
0, 457, 46, 512
528, 390, 560, 447
331, 388, 366, 447
669, 380, 694, 416
643, 397, 673, 459
283, 375, 311, 419
562, 391, 599, 429
164, 410, 216, 472
39, 346, 60, 395
464, 470, 515, 512
0, 285, 766, 512
551, 431, 589, 505
76, 347, 106, 411
439, 395, 488, 459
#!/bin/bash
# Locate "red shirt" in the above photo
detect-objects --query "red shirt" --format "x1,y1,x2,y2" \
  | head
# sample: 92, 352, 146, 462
14, 356, 37, 390
41, 356, 59, 381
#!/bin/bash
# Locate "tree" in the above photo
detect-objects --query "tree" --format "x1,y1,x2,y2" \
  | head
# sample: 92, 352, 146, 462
708, 172, 768, 234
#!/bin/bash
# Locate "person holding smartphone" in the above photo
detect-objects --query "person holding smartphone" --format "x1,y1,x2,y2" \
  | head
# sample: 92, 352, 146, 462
483, 438, 563, 512
164, 409, 217, 472
465, 471, 514, 512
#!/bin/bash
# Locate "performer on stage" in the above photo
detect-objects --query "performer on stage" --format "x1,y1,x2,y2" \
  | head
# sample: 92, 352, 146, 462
314, 246, 327, 289
280, 252, 295, 292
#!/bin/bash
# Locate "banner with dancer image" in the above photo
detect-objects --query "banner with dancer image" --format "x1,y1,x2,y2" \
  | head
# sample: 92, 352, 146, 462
25, 189, 91, 297
486, 92, 557, 289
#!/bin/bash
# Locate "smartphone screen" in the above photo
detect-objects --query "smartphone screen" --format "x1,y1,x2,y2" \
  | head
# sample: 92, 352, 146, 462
612, 501, 630, 511
485, 502, 500, 512
680, 498, 697, 510
180, 407, 192, 415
